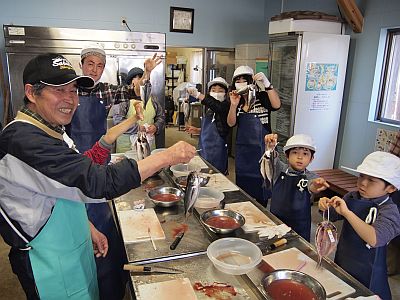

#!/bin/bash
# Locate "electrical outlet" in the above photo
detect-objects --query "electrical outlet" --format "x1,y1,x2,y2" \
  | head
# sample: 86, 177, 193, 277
121, 17, 127, 27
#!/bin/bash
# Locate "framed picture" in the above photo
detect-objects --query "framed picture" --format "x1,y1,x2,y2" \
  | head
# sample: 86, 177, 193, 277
170, 6, 194, 33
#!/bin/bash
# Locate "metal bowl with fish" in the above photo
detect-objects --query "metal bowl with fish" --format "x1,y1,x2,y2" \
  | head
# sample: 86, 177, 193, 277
200, 209, 245, 234
261, 269, 326, 300
147, 187, 184, 207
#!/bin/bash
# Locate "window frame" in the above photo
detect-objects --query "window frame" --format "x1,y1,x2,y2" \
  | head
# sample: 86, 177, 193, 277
376, 28, 400, 126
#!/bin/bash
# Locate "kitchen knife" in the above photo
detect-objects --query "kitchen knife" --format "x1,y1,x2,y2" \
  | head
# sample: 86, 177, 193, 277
123, 264, 183, 274
170, 231, 185, 250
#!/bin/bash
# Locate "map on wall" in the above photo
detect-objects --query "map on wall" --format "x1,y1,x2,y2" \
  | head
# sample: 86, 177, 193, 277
305, 63, 338, 91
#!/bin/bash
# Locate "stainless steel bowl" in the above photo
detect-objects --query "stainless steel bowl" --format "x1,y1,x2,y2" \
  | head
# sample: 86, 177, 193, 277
175, 175, 210, 190
200, 209, 245, 234
261, 269, 326, 300
147, 187, 184, 207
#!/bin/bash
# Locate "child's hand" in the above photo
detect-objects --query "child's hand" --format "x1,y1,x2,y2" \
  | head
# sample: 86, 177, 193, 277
330, 196, 350, 216
185, 125, 201, 135
309, 177, 330, 193
264, 134, 278, 150
229, 91, 240, 106
318, 197, 332, 211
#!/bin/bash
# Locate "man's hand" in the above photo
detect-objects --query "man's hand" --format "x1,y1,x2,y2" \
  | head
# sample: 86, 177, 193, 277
165, 141, 196, 165
89, 222, 109, 258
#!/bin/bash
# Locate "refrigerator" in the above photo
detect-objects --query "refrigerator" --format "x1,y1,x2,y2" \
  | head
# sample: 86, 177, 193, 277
269, 31, 350, 170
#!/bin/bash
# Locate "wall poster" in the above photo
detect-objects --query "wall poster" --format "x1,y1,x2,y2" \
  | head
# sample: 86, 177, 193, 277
305, 63, 338, 91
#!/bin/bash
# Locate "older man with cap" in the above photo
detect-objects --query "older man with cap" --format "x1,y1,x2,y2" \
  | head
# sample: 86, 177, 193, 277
0, 53, 196, 300
65, 43, 161, 300
113, 66, 165, 152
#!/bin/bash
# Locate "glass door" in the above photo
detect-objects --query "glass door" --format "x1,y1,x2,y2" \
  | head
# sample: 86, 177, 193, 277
269, 35, 301, 158
203, 48, 235, 93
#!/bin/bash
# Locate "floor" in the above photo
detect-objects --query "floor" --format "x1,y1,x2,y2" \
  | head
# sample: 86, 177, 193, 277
0, 126, 399, 299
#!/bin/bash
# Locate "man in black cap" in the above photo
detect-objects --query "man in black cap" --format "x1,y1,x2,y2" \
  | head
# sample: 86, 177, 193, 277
0, 53, 196, 300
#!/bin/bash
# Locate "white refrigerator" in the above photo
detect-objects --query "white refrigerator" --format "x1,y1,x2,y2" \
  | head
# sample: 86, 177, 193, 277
269, 31, 350, 170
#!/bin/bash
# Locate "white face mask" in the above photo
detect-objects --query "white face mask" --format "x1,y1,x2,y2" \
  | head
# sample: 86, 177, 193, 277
235, 82, 247, 90
210, 92, 226, 102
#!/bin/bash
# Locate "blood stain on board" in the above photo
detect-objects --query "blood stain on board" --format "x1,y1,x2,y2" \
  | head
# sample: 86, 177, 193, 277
172, 223, 189, 237
193, 282, 237, 300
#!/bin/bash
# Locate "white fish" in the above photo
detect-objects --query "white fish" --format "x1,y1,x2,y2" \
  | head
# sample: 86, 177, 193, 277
184, 171, 201, 219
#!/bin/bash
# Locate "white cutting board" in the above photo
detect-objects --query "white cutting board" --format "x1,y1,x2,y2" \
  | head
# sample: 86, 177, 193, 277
203, 173, 240, 192
226, 202, 275, 232
137, 278, 197, 300
118, 209, 165, 243
263, 247, 355, 300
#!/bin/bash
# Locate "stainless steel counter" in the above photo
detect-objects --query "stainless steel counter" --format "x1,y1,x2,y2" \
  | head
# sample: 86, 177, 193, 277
113, 162, 373, 300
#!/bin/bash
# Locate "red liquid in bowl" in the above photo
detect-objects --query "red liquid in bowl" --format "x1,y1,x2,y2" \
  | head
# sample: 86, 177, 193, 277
152, 193, 180, 202
205, 216, 241, 229
265, 279, 317, 300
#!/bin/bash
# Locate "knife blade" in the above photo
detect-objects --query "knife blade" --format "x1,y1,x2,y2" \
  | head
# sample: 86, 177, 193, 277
123, 264, 183, 274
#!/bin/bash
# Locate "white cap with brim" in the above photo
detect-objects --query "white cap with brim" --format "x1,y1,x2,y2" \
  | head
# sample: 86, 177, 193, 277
344, 151, 400, 189
283, 134, 316, 152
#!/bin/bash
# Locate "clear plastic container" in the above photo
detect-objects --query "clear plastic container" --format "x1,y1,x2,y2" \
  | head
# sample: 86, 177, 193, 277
170, 163, 201, 178
207, 238, 262, 275
194, 187, 224, 209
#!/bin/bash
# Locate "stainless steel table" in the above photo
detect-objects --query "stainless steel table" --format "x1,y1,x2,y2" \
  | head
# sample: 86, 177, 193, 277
113, 161, 373, 300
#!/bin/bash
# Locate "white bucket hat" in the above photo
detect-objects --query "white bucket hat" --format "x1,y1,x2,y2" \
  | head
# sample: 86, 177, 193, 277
355, 151, 400, 189
283, 134, 316, 153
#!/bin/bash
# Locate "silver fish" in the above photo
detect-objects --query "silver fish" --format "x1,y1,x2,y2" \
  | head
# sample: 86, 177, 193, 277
259, 143, 278, 187
135, 131, 151, 160
142, 80, 152, 109
315, 209, 338, 267
183, 171, 201, 219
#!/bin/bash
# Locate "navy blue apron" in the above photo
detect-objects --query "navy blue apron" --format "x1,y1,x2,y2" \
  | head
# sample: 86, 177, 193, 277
68, 94, 127, 300
270, 170, 311, 241
199, 113, 228, 174
335, 195, 391, 300
235, 112, 270, 206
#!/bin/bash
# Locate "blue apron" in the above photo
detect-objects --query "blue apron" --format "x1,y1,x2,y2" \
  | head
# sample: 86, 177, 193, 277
199, 113, 228, 174
68, 94, 127, 299
270, 171, 311, 241
235, 112, 270, 205
334, 195, 392, 300
69, 94, 107, 153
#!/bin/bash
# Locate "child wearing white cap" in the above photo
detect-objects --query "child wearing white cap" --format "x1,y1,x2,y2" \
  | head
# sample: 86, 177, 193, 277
263, 133, 329, 241
319, 151, 400, 300
187, 77, 231, 174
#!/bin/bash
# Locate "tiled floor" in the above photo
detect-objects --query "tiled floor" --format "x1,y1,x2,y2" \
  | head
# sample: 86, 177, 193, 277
0, 127, 399, 299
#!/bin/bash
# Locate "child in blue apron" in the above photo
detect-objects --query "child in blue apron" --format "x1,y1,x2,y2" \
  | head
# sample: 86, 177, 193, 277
263, 133, 329, 241
319, 151, 400, 300
227, 66, 281, 206
187, 77, 230, 174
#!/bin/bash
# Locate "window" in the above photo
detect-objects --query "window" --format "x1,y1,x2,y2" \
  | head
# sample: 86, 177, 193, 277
377, 29, 400, 125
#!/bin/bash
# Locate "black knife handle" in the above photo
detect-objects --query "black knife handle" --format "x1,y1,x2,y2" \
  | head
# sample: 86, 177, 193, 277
170, 233, 184, 250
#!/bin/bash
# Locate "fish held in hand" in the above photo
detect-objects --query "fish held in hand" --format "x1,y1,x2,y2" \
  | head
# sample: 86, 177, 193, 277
183, 171, 201, 218
315, 209, 338, 267
135, 131, 151, 160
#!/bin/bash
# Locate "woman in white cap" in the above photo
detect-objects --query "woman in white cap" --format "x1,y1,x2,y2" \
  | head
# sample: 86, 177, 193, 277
187, 77, 231, 174
319, 151, 400, 300
228, 66, 281, 205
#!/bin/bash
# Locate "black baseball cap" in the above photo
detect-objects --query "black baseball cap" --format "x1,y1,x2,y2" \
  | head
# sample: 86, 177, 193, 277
23, 53, 94, 88
125, 67, 144, 84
